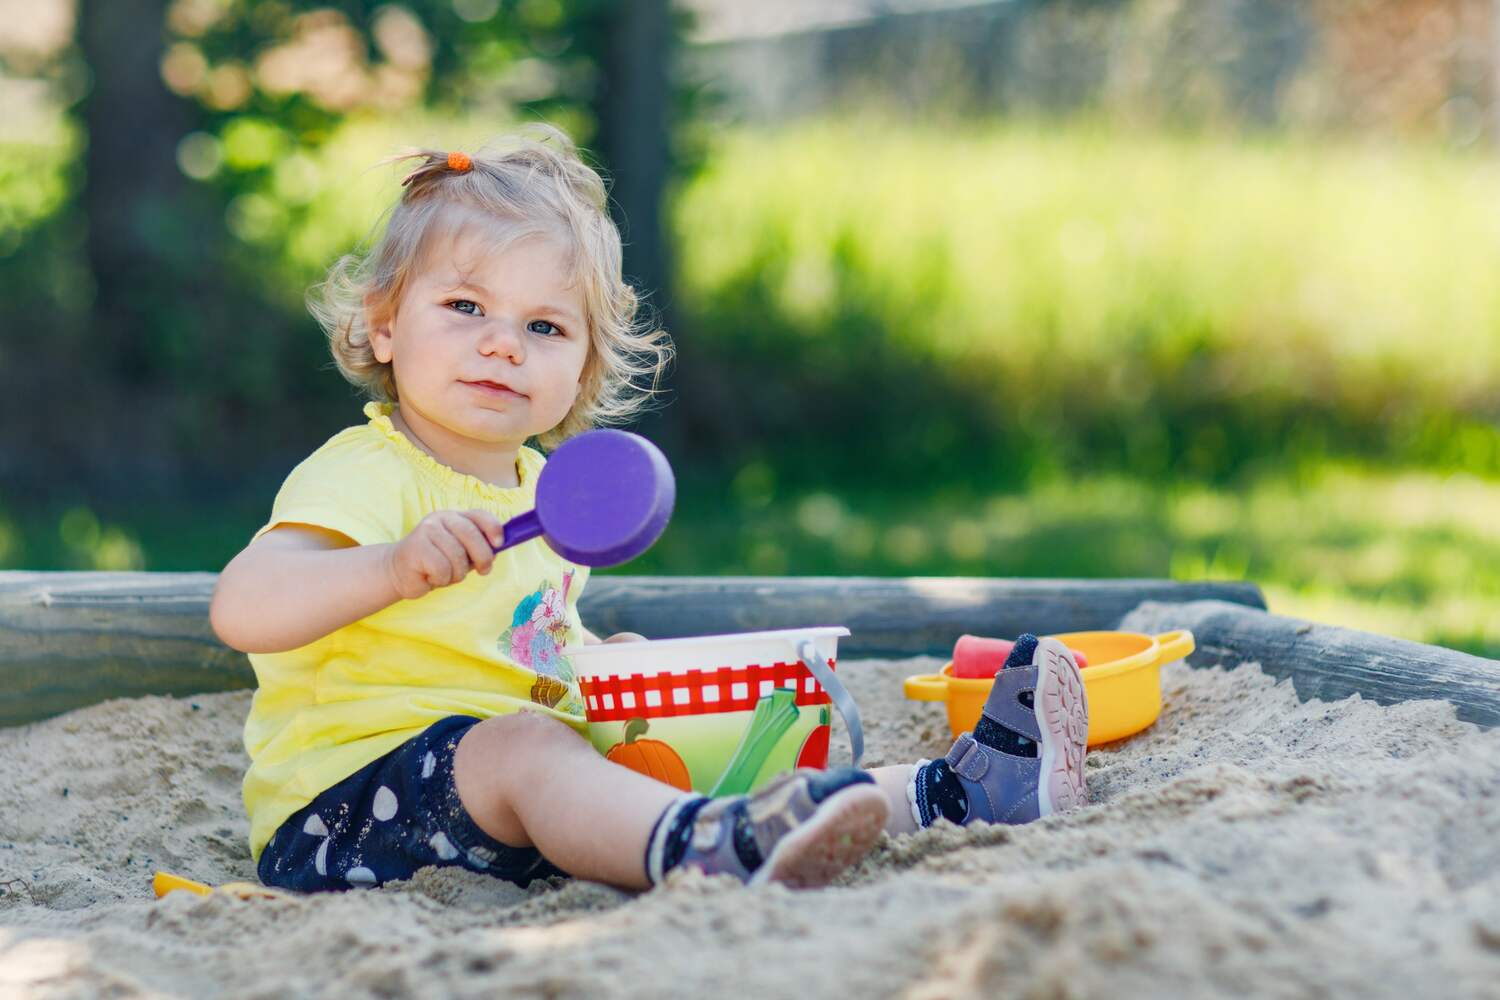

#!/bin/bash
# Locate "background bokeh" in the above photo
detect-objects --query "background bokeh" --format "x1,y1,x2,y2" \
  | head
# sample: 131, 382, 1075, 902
2, 0, 1497, 656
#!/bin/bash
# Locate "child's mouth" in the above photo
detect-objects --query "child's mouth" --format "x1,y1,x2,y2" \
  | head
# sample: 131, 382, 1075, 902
464, 380, 525, 399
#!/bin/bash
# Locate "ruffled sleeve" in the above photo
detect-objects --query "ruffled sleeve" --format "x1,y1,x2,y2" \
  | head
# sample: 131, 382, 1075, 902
251, 424, 409, 547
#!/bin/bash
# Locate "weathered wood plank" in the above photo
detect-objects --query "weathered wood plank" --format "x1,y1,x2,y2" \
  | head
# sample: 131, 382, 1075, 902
0, 572, 250, 727
0, 572, 1267, 726
578, 576, 1268, 655
1120, 599, 1500, 728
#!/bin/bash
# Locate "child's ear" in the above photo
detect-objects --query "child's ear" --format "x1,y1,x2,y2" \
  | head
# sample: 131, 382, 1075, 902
365, 292, 394, 364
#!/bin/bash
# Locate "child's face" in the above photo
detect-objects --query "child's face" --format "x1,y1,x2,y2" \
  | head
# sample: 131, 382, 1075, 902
370, 229, 590, 455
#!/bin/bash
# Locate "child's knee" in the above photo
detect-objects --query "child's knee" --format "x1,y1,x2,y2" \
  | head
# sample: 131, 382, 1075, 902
463, 711, 584, 761
454, 712, 588, 827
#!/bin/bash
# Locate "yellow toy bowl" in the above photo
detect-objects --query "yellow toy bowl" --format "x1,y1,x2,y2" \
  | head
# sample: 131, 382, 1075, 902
903, 630, 1194, 747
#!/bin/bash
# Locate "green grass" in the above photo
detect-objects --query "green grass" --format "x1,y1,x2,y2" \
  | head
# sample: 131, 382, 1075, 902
673, 118, 1500, 481
13, 114, 1499, 478
5, 465, 1496, 659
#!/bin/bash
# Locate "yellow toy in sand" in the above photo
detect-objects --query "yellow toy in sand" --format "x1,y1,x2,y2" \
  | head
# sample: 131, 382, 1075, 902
904, 630, 1196, 746
152, 870, 289, 901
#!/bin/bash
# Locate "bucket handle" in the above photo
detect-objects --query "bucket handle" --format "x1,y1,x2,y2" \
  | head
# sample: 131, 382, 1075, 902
1154, 629, 1196, 664
796, 639, 864, 769
902, 673, 949, 702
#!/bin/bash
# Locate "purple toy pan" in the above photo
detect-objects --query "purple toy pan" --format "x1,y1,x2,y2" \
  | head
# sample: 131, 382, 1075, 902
491, 429, 675, 567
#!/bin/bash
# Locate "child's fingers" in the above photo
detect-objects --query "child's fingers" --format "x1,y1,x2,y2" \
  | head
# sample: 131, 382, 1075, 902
404, 541, 448, 590
413, 542, 451, 588
423, 526, 470, 585
447, 515, 496, 575
461, 509, 507, 550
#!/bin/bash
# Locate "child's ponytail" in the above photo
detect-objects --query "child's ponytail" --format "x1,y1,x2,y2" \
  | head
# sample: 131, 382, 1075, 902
373, 148, 476, 194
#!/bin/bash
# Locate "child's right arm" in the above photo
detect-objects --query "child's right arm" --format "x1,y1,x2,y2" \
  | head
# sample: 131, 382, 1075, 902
210, 510, 506, 654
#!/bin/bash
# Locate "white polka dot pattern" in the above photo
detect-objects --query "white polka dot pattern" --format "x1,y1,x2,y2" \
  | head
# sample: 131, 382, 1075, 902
346, 866, 376, 887
429, 832, 459, 860
372, 785, 398, 821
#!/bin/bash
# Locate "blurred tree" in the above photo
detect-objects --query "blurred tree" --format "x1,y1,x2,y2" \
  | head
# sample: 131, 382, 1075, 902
78, 0, 192, 387
6, 0, 693, 501
166, 0, 688, 319
588, 0, 674, 318
575, 0, 690, 453
68, 0, 258, 497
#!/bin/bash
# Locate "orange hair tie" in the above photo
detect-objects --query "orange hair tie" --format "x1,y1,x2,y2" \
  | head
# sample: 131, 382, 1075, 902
447, 151, 472, 173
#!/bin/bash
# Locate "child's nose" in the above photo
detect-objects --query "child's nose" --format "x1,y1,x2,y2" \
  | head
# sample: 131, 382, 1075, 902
478, 320, 526, 361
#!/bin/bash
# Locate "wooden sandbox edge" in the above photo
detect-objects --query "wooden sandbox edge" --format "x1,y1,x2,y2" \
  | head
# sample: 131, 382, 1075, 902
0, 571, 1265, 727
1121, 599, 1500, 729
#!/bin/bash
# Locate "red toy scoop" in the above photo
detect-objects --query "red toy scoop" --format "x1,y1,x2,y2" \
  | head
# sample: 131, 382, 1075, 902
952, 634, 1089, 679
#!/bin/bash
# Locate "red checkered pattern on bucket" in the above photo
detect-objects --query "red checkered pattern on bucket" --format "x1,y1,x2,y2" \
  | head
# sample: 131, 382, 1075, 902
578, 659, 836, 722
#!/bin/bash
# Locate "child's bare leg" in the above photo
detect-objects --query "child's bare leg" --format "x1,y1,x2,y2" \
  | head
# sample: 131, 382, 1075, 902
453, 712, 890, 890
868, 764, 920, 836
453, 712, 678, 889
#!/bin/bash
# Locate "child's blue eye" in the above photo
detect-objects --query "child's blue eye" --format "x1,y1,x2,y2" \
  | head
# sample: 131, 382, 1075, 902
448, 299, 481, 316
528, 319, 561, 337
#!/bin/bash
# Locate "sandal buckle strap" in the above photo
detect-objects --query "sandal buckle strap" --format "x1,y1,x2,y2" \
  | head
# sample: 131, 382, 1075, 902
945, 733, 990, 780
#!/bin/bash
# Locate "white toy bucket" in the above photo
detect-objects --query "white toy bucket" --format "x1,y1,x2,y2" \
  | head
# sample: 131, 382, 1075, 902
562, 626, 863, 796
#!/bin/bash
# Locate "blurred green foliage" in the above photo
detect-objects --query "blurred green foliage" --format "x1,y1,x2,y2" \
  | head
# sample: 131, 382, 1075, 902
0, 0, 698, 500
673, 118, 1500, 488
4, 112, 1499, 657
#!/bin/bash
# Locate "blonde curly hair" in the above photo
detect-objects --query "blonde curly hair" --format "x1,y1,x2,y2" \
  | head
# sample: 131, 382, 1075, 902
308, 124, 673, 449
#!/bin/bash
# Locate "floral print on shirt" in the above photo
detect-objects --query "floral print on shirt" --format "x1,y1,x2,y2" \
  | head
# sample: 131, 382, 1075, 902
498, 569, 583, 713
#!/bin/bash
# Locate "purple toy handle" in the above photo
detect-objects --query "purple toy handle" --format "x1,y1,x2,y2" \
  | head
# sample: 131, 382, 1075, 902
499, 509, 543, 549
492, 429, 675, 568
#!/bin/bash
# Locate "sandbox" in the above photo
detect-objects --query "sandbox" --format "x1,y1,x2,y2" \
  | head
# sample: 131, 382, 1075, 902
2, 573, 1497, 998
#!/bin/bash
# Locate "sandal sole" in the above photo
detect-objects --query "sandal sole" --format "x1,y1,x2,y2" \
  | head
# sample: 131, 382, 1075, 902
751, 784, 888, 889
1036, 638, 1089, 817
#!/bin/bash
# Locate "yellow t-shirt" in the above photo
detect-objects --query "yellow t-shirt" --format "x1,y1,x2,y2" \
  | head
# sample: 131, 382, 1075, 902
241, 401, 591, 861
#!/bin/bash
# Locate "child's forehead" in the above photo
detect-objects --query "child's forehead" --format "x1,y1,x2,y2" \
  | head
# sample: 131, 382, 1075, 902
418, 218, 581, 291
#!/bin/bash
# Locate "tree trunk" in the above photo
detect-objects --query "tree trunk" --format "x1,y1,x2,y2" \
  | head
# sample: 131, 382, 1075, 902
70, 0, 238, 494
589, 0, 695, 453
78, 0, 191, 387
594, 0, 674, 322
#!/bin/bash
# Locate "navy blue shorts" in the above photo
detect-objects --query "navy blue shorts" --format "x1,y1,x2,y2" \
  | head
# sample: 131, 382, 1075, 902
257, 715, 569, 892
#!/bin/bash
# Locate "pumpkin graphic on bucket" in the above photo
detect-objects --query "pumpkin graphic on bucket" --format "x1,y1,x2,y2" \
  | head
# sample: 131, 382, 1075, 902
606, 717, 693, 790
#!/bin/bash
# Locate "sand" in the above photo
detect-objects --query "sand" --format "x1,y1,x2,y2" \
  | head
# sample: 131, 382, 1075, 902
2, 656, 1499, 999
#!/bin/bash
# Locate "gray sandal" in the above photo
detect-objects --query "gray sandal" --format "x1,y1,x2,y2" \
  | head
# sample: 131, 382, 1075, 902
652, 767, 889, 888
924, 636, 1089, 825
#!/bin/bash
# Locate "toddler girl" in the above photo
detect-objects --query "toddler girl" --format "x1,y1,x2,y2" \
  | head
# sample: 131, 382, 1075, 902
210, 126, 1089, 895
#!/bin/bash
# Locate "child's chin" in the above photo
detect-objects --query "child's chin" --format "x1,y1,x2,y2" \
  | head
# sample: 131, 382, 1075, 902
447, 412, 525, 441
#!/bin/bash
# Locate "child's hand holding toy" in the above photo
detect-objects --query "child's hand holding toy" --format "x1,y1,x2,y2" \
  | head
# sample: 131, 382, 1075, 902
384, 427, 675, 602
384, 509, 506, 599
